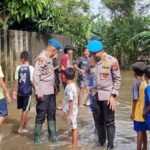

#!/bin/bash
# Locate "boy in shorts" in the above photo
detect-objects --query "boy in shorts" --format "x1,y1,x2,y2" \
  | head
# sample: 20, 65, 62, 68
131, 62, 147, 150
0, 65, 11, 125
12, 51, 34, 133
73, 47, 90, 107
63, 67, 78, 147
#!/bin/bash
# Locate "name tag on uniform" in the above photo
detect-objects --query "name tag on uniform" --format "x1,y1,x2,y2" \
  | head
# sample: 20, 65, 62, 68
100, 60, 110, 79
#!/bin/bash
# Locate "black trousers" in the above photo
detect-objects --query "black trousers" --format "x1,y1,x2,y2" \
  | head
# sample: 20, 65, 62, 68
93, 93, 115, 147
35, 94, 56, 124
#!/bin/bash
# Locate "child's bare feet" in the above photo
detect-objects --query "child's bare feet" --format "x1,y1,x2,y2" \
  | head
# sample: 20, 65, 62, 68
57, 105, 63, 110
17, 128, 28, 134
65, 144, 78, 149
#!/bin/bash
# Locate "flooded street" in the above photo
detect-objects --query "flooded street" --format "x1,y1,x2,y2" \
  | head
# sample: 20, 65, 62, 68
0, 71, 150, 150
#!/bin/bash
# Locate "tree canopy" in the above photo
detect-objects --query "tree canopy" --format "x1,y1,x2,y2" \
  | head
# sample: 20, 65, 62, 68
0, 0, 47, 28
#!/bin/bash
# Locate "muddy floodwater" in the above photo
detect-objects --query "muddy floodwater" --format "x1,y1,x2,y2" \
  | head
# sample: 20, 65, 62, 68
0, 71, 150, 150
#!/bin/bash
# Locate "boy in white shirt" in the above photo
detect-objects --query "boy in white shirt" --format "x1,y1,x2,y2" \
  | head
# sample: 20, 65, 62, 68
63, 67, 78, 147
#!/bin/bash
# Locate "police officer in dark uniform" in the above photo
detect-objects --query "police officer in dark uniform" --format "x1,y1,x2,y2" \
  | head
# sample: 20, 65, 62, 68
86, 40, 121, 149
33, 39, 62, 144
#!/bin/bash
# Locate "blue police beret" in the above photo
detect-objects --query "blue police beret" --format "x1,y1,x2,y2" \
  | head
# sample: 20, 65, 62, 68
49, 39, 62, 50
86, 40, 103, 53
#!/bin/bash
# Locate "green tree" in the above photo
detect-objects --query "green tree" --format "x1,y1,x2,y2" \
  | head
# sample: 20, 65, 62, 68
35, 0, 91, 49
0, 0, 47, 29
99, 0, 150, 67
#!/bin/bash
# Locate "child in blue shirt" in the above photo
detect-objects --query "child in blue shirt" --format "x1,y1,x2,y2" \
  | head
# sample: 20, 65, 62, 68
143, 65, 150, 130
12, 51, 34, 133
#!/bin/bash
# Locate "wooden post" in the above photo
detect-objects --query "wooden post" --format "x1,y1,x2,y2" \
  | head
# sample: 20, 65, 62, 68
3, 29, 8, 81
9, 30, 14, 82
14, 30, 19, 68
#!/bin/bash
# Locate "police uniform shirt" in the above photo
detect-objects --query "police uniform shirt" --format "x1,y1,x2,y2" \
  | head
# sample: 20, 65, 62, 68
34, 50, 55, 95
92, 53, 121, 101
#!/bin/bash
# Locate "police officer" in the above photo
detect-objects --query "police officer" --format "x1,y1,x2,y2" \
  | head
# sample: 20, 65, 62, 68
33, 39, 62, 144
86, 40, 121, 149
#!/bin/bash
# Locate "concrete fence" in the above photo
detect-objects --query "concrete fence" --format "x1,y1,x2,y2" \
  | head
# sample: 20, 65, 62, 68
0, 29, 71, 82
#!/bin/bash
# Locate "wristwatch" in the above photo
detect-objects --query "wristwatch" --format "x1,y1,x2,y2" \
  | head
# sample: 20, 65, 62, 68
111, 94, 117, 98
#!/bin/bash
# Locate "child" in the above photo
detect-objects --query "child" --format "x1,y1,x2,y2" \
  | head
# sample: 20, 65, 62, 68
63, 67, 78, 147
0, 65, 11, 125
12, 51, 34, 133
73, 47, 90, 107
143, 65, 150, 131
131, 62, 147, 150
57, 45, 73, 110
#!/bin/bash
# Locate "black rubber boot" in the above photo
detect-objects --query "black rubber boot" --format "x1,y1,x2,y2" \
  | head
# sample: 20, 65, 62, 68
48, 121, 57, 143
34, 123, 42, 144
96, 125, 106, 146
106, 126, 115, 149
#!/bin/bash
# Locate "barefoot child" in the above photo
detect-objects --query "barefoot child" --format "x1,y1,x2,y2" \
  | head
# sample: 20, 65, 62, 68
131, 62, 147, 150
63, 67, 78, 146
12, 51, 34, 133
0, 65, 11, 125
73, 47, 90, 107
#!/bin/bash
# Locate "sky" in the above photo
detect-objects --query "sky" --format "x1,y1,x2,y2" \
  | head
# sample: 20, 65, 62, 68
89, 0, 100, 15
89, 0, 111, 19
89, 0, 150, 17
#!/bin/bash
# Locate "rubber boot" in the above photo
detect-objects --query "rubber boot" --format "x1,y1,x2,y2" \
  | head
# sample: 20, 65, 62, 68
106, 126, 115, 149
48, 121, 57, 143
34, 123, 42, 144
96, 125, 106, 146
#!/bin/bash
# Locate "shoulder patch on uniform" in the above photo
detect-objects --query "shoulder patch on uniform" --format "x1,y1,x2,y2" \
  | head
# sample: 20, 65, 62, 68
112, 62, 119, 71
38, 59, 44, 65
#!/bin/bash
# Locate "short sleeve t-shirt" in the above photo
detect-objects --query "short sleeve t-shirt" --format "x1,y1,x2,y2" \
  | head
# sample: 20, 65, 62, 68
15, 65, 34, 81
144, 85, 150, 118
0, 66, 5, 99
63, 83, 78, 115
60, 55, 72, 83
15, 64, 34, 96
76, 56, 90, 80
133, 80, 141, 101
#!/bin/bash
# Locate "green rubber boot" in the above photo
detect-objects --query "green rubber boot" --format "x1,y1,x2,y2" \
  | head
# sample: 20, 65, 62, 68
34, 123, 42, 144
48, 121, 57, 143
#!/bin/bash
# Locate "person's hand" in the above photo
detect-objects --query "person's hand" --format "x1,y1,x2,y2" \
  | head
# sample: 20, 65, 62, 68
86, 86, 91, 94
61, 65, 65, 71
143, 111, 147, 120
130, 114, 135, 120
67, 113, 71, 122
107, 96, 116, 111
12, 91, 17, 100
80, 69, 85, 74
5, 92, 11, 103
37, 94, 44, 100
55, 86, 60, 95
